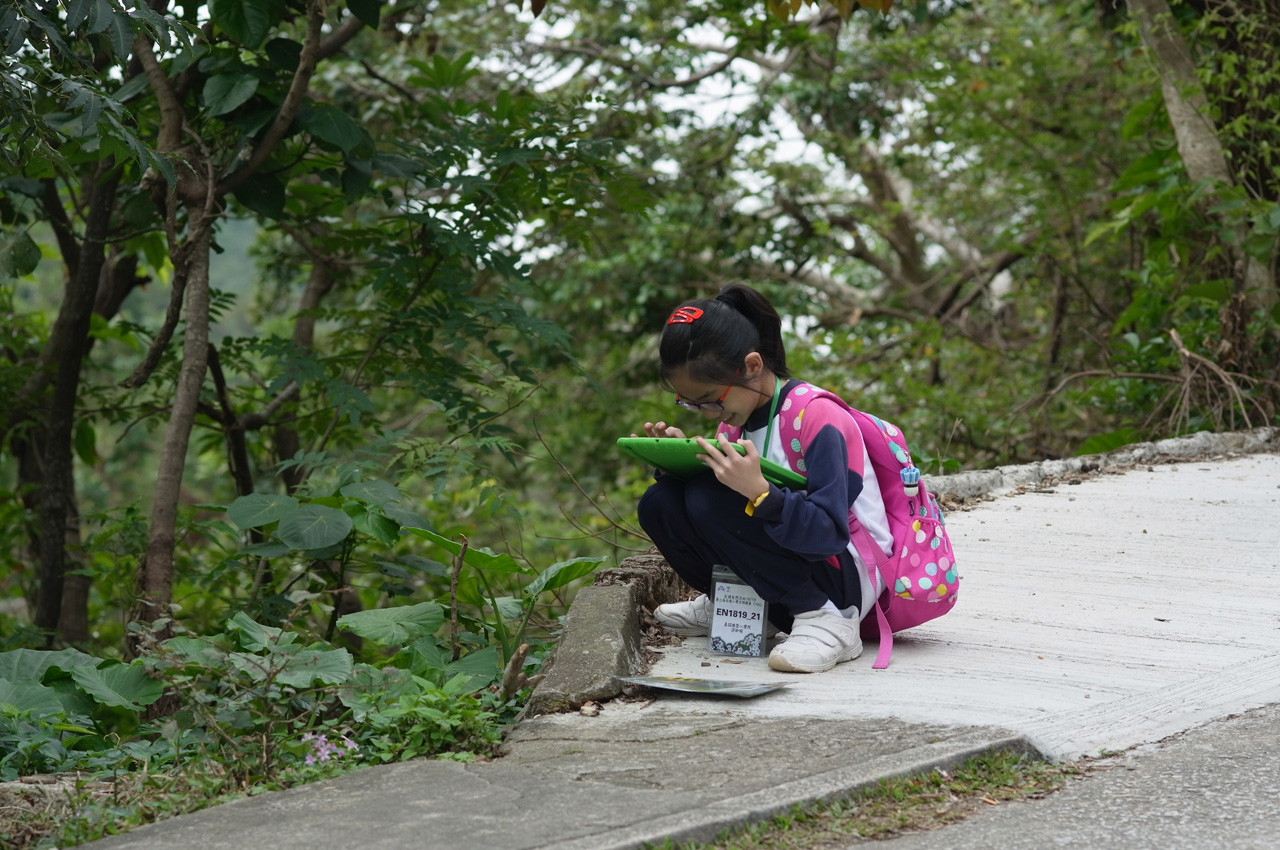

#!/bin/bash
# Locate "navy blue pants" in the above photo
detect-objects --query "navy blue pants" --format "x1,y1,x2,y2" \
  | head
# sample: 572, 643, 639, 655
637, 472, 861, 634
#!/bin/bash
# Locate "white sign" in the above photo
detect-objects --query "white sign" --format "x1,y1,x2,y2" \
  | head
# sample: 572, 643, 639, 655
709, 579, 768, 656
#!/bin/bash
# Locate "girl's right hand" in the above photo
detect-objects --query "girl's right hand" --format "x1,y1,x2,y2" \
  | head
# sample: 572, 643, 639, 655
634, 421, 686, 439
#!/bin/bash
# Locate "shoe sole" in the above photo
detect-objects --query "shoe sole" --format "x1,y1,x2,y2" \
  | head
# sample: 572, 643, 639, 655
767, 644, 862, 673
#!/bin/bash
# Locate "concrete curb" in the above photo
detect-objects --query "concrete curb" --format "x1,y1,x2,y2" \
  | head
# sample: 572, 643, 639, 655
525, 585, 645, 716
926, 427, 1279, 500
536, 730, 1035, 850
528, 427, 1280, 715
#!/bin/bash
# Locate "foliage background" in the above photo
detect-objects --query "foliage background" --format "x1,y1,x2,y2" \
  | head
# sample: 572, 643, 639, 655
0, 5, 1276, 840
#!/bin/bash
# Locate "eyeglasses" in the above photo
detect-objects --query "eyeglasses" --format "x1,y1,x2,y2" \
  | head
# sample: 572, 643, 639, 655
675, 381, 734, 413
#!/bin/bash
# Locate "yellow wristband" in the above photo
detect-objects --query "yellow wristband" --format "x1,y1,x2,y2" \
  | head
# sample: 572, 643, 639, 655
744, 488, 770, 517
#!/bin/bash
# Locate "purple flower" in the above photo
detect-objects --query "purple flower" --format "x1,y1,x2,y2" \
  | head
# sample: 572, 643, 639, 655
301, 731, 360, 766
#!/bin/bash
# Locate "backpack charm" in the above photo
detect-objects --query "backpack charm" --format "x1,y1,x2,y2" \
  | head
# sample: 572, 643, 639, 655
900, 467, 920, 497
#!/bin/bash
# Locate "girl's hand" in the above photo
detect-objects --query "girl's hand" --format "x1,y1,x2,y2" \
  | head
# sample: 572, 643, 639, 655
633, 421, 687, 439
695, 435, 770, 500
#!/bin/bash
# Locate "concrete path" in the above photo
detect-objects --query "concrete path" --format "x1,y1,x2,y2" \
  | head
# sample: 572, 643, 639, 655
643, 451, 1280, 760
80, 435, 1280, 850
869, 701, 1280, 850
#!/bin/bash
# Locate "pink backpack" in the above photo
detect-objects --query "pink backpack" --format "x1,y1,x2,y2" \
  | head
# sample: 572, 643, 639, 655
723, 383, 958, 668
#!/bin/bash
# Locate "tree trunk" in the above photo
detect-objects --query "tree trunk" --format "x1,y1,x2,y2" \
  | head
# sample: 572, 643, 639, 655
34, 165, 120, 644
1126, 0, 1276, 313
132, 213, 215, 641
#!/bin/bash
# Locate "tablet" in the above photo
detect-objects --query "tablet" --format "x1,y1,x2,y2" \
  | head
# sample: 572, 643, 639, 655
616, 437, 808, 489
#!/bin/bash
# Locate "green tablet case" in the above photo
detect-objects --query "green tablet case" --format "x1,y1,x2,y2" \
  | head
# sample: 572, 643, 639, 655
616, 437, 808, 489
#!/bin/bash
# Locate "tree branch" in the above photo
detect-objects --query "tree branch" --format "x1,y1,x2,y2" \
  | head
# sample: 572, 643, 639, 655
219, 0, 326, 196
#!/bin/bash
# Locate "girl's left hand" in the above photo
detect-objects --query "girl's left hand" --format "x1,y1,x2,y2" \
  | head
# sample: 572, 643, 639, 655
695, 435, 770, 500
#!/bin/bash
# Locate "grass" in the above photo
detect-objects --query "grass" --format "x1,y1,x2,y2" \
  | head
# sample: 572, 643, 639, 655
652, 749, 1087, 850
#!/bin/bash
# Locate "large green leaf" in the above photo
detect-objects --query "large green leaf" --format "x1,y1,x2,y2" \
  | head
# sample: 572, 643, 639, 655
381, 501, 430, 530
69, 662, 164, 710
0, 678, 65, 715
203, 72, 260, 116
348, 0, 381, 28
232, 172, 287, 220
225, 611, 289, 652
227, 493, 298, 530
274, 644, 353, 688
337, 602, 444, 645
301, 103, 371, 154
525, 556, 607, 597
355, 509, 401, 546
210, 0, 283, 46
0, 648, 97, 683
0, 230, 42, 279
448, 646, 500, 676
340, 480, 403, 506
403, 527, 529, 575
277, 504, 353, 550
337, 664, 416, 721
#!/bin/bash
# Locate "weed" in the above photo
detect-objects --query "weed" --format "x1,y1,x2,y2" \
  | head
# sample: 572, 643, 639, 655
651, 750, 1083, 850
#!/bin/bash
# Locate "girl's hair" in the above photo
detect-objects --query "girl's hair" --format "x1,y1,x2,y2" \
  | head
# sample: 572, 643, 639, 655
658, 283, 790, 387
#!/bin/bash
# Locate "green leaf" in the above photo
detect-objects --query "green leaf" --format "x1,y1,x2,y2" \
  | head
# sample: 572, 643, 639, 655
277, 504, 353, 550
101, 5, 132, 59
203, 73, 260, 116
225, 611, 284, 652
349, 0, 381, 28
210, 0, 284, 46
264, 37, 301, 71
0, 648, 97, 683
73, 420, 98, 466
381, 502, 430, 530
337, 602, 444, 644
342, 163, 372, 202
336, 664, 415, 720
0, 678, 65, 715
275, 643, 353, 687
400, 636, 451, 676
0, 230, 42, 279
355, 509, 402, 547
403, 527, 528, 575
162, 635, 225, 665
340, 480, 403, 506
301, 103, 371, 154
493, 596, 523, 620
525, 556, 606, 597
236, 540, 291, 558
69, 662, 164, 710
232, 172, 287, 220
394, 554, 449, 577
227, 493, 298, 530
444, 645, 500, 688
372, 153, 420, 178
1183, 280, 1231, 302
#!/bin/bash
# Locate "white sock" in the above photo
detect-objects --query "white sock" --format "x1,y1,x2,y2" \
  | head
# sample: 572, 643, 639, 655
819, 600, 841, 616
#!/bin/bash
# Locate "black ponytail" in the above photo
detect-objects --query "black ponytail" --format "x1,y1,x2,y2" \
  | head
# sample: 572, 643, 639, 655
658, 283, 790, 387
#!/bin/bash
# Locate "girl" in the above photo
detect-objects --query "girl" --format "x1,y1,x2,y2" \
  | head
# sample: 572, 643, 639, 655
635, 284, 893, 673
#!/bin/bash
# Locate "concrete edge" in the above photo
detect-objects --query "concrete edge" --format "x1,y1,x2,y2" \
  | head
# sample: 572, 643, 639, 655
524, 584, 645, 716
1020, 650, 1280, 761
535, 730, 1036, 850
927, 426, 1279, 500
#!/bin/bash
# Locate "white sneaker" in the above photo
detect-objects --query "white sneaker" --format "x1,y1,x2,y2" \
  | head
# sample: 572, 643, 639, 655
767, 611, 862, 673
654, 595, 713, 636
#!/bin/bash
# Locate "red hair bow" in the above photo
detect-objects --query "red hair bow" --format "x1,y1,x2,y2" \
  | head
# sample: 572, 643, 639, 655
666, 306, 704, 324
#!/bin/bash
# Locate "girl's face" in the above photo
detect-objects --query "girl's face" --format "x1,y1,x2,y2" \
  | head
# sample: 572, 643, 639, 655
668, 353, 772, 429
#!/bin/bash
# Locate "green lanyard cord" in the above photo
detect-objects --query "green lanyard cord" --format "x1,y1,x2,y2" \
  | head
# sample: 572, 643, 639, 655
762, 376, 784, 456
